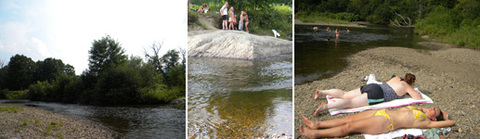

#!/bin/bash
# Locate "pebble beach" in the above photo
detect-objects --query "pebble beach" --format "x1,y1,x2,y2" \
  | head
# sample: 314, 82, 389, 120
0, 103, 116, 138
294, 45, 480, 138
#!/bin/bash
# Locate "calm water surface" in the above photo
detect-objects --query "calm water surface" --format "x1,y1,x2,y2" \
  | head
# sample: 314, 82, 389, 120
188, 57, 292, 138
23, 101, 185, 138
295, 25, 427, 85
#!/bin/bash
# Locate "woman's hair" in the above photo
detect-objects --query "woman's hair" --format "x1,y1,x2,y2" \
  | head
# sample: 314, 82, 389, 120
436, 109, 445, 121
404, 73, 416, 85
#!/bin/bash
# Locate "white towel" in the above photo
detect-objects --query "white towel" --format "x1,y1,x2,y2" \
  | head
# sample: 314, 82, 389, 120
326, 88, 433, 115
363, 128, 423, 139
363, 127, 451, 139
327, 74, 434, 115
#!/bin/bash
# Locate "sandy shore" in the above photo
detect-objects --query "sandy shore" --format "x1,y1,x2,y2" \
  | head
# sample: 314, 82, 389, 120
294, 46, 480, 138
0, 103, 117, 138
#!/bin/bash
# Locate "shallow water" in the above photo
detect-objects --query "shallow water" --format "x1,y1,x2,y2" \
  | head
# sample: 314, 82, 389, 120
22, 101, 185, 138
188, 57, 292, 138
295, 25, 427, 85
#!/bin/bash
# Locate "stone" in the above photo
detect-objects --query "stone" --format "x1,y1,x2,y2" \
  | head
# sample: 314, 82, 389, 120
188, 30, 292, 60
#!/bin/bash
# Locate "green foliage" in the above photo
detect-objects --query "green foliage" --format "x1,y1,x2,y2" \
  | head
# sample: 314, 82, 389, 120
415, 3, 480, 48
296, 11, 351, 24
6, 35, 185, 105
3, 90, 28, 99
297, 0, 479, 48
245, 4, 292, 39
88, 35, 127, 77
27, 81, 54, 101
6, 54, 36, 90
34, 58, 73, 82
190, 1, 292, 40
139, 84, 184, 104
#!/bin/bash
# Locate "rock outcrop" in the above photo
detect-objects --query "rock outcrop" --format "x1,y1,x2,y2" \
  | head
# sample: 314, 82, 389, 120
188, 30, 292, 60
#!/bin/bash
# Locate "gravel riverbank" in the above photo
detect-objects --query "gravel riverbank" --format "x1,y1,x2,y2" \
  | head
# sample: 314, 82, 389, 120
0, 103, 116, 138
294, 46, 480, 138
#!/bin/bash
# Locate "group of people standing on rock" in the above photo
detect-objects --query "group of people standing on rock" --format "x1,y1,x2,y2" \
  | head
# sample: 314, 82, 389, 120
220, 2, 249, 32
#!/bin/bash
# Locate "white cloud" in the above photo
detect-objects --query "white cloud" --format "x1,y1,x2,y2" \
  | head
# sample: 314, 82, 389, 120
1, 0, 187, 74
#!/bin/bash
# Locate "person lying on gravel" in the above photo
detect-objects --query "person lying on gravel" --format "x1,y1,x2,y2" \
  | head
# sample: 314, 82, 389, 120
313, 73, 422, 116
300, 106, 454, 138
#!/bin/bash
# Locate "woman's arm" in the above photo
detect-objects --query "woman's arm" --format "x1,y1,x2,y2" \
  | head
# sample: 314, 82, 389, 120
426, 120, 455, 128
406, 85, 422, 100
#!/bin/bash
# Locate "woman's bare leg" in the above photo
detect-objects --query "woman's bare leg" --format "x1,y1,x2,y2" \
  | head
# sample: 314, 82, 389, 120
304, 110, 377, 129
316, 88, 361, 99
314, 94, 369, 115
300, 116, 390, 138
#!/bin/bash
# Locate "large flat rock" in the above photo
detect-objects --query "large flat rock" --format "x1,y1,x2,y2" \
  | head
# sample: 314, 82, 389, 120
188, 30, 292, 60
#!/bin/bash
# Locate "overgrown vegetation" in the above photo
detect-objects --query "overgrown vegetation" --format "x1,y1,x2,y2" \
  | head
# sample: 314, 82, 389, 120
189, 1, 292, 40
0, 35, 185, 105
296, 0, 479, 49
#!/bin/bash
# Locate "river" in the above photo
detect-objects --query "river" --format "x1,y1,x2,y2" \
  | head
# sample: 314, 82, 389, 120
188, 57, 292, 138
295, 24, 428, 85
8, 100, 185, 138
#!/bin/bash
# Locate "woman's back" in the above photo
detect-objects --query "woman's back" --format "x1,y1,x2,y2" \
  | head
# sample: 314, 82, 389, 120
386, 76, 409, 97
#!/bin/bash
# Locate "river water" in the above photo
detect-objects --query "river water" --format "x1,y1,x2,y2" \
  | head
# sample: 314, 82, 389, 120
13, 100, 185, 138
188, 57, 292, 138
295, 25, 427, 85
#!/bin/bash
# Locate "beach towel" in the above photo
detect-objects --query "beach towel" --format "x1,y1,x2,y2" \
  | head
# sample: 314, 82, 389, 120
363, 128, 423, 139
327, 73, 434, 115
327, 88, 433, 115
363, 127, 451, 139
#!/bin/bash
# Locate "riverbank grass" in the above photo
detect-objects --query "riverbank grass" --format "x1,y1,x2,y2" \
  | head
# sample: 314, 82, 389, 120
0, 106, 24, 113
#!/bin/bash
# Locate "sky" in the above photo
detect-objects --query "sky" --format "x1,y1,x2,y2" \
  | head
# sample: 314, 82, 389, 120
0, 0, 187, 74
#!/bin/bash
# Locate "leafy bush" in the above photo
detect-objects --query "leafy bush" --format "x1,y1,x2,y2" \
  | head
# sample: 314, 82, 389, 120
415, 5, 479, 48
139, 84, 184, 104
27, 81, 54, 101
2, 89, 28, 99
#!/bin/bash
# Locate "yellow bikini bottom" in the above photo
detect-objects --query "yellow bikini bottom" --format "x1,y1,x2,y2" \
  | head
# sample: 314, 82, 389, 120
374, 109, 394, 131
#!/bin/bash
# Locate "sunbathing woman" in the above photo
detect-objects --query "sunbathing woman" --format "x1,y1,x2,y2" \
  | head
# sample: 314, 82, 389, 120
300, 106, 454, 138
314, 73, 422, 116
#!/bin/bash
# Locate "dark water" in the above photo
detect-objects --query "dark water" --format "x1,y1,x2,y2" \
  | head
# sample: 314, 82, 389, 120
295, 25, 427, 85
188, 57, 292, 138
22, 101, 185, 138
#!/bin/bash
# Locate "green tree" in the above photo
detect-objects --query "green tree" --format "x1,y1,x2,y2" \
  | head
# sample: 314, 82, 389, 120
6, 54, 36, 90
88, 35, 127, 77
34, 58, 71, 82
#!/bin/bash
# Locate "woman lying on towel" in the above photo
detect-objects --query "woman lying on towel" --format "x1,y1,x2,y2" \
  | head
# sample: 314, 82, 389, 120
314, 73, 422, 116
300, 106, 454, 138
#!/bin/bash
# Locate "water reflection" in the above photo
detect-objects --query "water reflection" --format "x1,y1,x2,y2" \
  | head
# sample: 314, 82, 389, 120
295, 25, 426, 84
24, 101, 185, 138
188, 57, 292, 138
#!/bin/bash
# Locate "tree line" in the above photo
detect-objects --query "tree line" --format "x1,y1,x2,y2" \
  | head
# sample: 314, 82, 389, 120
0, 35, 185, 105
296, 0, 479, 48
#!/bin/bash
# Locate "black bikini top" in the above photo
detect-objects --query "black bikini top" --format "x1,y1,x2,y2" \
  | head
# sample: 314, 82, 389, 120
391, 75, 405, 81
